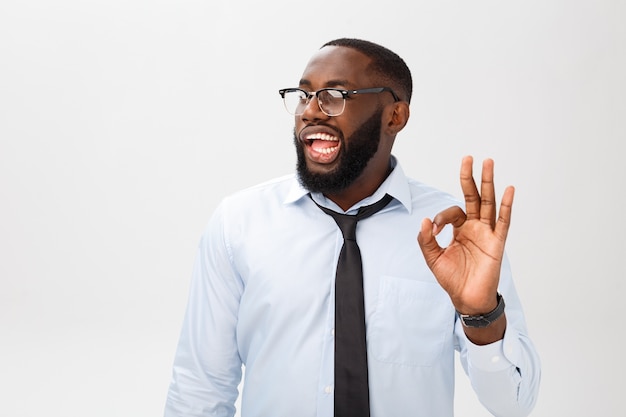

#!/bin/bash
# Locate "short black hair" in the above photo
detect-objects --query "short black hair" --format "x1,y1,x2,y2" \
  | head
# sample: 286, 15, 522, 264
322, 38, 413, 103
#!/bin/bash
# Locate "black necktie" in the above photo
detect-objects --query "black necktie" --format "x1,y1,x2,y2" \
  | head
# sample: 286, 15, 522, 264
313, 194, 394, 417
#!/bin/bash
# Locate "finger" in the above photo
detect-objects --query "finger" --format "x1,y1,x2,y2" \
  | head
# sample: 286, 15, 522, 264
432, 206, 467, 235
460, 156, 480, 220
494, 185, 515, 241
417, 217, 444, 269
480, 158, 497, 229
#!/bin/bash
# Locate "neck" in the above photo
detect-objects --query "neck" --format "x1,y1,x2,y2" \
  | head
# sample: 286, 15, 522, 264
325, 160, 393, 211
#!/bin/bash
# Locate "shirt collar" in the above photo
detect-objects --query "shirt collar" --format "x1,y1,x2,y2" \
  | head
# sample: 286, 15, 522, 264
283, 156, 413, 214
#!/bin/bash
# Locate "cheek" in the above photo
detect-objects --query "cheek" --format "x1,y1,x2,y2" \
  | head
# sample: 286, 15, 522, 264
294, 118, 305, 133
338, 107, 379, 136
338, 118, 369, 140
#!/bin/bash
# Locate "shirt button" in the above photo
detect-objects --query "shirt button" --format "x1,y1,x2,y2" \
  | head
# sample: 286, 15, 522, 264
324, 385, 333, 394
491, 356, 501, 364
331, 328, 335, 336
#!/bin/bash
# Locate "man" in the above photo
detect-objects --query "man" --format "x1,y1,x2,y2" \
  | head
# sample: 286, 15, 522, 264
165, 38, 541, 417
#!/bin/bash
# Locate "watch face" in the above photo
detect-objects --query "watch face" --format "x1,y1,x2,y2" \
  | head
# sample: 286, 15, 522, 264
461, 316, 490, 328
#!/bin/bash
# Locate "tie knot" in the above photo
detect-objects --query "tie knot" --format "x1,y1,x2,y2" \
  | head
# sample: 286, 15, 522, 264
311, 194, 393, 241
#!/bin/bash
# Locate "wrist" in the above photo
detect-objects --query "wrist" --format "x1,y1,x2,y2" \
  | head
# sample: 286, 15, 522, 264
457, 293, 505, 328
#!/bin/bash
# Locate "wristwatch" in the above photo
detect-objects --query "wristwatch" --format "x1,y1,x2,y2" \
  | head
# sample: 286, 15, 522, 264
457, 293, 505, 328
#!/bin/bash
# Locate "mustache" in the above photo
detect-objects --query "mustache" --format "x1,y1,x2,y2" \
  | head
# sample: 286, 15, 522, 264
295, 124, 343, 142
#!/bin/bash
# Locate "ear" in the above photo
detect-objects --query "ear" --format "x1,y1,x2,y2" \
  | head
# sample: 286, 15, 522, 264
383, 101, 410, 136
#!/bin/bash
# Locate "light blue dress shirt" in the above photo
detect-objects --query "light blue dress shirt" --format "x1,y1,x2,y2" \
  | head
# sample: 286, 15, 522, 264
165, 157, 541, 417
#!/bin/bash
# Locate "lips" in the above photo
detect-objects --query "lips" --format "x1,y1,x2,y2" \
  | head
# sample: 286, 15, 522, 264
299, 126, 342, 164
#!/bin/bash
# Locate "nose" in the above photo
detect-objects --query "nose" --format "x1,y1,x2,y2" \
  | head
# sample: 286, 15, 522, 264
300, 94, 329, 123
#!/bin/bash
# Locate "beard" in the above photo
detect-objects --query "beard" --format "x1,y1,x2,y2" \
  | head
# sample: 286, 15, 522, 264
294, 109, 383, 194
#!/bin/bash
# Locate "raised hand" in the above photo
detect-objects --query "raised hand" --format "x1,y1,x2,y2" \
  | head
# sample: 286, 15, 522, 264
417, 156, 514, 342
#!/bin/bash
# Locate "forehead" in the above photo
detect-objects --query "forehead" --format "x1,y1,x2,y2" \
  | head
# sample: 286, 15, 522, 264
299, 46, 374, 88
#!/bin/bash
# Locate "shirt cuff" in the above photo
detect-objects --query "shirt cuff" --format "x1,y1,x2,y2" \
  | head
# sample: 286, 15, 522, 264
465, 327, 521, 372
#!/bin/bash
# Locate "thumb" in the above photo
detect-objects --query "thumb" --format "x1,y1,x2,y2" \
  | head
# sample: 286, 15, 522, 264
417, 217, 443, 269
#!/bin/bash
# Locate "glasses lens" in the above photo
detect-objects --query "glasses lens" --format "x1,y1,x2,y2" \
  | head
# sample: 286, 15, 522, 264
318, 89, 345, 116
283, 90, 308, 115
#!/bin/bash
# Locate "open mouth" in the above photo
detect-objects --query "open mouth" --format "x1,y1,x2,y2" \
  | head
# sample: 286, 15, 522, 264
300, 128, 342, 164
307, 132, 339, 155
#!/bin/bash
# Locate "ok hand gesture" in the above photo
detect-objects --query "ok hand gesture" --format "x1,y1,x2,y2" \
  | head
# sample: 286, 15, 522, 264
417, 156, 513, 343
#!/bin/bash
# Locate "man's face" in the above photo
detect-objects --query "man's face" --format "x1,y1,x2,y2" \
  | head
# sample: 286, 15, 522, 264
293, 46, 392, 195
294, 109, 382, 194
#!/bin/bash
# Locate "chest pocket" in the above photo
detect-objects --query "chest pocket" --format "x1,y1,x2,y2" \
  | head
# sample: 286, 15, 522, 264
368, 276, 455, 367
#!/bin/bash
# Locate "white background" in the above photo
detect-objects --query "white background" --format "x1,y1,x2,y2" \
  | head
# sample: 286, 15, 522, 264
1, 1, 624, 416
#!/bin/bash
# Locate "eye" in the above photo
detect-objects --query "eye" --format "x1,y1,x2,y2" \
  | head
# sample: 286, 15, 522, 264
326, 89, 344, 99
318, 90, 343, 104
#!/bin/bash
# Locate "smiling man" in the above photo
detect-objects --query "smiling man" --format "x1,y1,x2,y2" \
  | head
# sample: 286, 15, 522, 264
291, 45, 407, 210
164, 38, 541, 417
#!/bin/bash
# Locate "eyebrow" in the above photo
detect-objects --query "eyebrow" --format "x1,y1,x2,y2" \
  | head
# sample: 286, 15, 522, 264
299, 79, 352, 89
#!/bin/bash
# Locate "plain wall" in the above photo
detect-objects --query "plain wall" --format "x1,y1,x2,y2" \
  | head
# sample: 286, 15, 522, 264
1, 1, 624, 416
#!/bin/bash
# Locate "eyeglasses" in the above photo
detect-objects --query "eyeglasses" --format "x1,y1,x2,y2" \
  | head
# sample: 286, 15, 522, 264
278, 87, 400, 117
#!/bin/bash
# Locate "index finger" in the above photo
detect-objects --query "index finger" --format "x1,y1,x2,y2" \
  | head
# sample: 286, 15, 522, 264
432, 205, 467, 235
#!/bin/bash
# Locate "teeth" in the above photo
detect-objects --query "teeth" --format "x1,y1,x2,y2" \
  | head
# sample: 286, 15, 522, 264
317, 145, 339, 154
306, 131, 340, 155
306, 133, 338, 141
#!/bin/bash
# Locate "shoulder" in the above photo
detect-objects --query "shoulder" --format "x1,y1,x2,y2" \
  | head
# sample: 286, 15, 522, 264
222, 174, 300, 206
213, 174, 304, 223
406, 177, 460, 208
201, 174, 300, 239
392, 168, 461, 216
386, 158, 461, 215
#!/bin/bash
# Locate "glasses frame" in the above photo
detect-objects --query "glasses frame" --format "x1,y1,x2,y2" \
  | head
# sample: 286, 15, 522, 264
278, 87, 401, 117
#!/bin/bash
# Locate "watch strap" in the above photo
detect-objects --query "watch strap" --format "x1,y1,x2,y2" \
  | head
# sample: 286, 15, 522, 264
458, 293, 505, 328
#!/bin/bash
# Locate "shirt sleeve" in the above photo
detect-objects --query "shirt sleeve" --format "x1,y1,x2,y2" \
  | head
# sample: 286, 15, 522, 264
165, 201, 244, 417
455, 255, 542, 417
